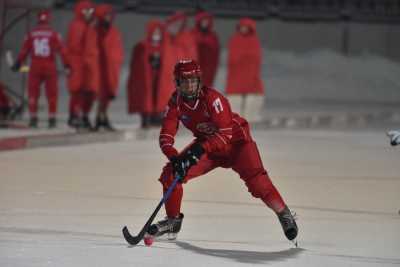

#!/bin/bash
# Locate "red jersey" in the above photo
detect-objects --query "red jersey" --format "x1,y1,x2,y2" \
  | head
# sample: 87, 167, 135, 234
17, 24, 68, 73
159, 86, 251, 159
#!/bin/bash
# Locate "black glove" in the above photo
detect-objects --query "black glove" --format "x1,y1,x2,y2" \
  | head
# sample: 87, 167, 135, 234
11, 61, 21, 72
171, 143, 205, 182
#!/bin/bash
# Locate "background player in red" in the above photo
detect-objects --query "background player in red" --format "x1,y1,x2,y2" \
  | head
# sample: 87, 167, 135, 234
192, 11, 220, 87
226, 18, 264, 123
12, 10, 69, 128
94, 4, 123, 131
127, 20, 175, 128
146, 60, 298, 244
66, 0, 99, 130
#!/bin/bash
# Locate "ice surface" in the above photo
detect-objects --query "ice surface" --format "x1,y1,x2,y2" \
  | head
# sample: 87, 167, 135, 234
0, 129, 399, 266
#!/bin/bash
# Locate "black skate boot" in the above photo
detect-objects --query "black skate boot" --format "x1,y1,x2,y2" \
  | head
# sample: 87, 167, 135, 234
29, 117, 38, 128
48, 117, 57, 129
147, 213, 184, 240
277, 206, 298, 242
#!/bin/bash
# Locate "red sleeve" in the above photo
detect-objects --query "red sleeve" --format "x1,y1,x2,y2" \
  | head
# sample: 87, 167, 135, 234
201, 92, 234, 153
66, 21, 85, 55
17, 34, 32, 63
159, 93, 180, 159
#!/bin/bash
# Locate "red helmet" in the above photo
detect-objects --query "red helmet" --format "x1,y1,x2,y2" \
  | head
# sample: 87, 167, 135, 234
37, 10, 51, 24
174, 59, 202, 80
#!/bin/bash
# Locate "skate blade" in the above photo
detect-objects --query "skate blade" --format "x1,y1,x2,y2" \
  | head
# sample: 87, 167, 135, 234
291, 239, 298, 248
167, 232, 177, 240
147, 233, 178, 243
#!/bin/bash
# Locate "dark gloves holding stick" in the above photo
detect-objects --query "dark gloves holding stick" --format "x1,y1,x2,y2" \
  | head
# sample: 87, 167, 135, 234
171, 143, 205, 181
11, 61, 21, 72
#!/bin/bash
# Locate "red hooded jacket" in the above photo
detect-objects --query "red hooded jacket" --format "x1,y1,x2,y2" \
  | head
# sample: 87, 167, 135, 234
95, 4, 124, 97
66, 0, 99, 93
226, 18, 264, 95
192, 12, 220, 87
127, 20, 176, 114
165, 12, 198, 62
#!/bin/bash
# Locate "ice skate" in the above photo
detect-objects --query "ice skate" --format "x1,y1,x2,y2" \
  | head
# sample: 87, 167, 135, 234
277, 206, 298, 245
146, 213, 184, 241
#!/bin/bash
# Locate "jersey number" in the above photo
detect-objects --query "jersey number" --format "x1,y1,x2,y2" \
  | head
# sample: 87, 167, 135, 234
212, 98, 224, 114
33, 38, 50, 57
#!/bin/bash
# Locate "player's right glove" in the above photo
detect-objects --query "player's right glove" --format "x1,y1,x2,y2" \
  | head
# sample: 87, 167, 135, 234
171, 143, 205, 182
11, 61, 21, 72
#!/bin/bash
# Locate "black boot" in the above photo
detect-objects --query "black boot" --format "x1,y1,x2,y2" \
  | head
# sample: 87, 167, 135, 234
141, 114, 150, 129
150, 113, 162, 127
277, 206, 298, 241
29, 117, 38, 128
102, 116, 115, 131
147, 213, 184, 240
48, 117, 57, 129
81, 115, 93, 131
94, 116, 103, 131
68, 114, 81, 129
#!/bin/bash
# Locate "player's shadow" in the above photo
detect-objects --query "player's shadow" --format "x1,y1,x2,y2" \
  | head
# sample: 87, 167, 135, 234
175, 241, 304, 265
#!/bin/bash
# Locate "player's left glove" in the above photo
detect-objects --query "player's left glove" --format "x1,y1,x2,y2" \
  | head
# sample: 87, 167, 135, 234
11, 61, 21, 72
171, 143, 205, 182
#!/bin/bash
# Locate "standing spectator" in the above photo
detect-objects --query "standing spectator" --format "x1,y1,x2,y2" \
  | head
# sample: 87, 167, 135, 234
192, 11, 219, 87
94, 4, 123, 131
165, 11, 198, 62
12, 10, 69, 128
226, 18, 264, 123
66, 0, 99, 130
127, 20, 175, 128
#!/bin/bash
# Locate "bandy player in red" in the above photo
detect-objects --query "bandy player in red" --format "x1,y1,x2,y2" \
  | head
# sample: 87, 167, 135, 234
146, 59, 298, 244
12, 10, 69, 128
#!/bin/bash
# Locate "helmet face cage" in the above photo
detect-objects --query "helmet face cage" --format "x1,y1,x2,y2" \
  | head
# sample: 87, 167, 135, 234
174, 60, 202, 100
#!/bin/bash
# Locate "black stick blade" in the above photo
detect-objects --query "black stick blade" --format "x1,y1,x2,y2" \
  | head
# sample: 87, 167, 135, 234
122, 226, 142, 245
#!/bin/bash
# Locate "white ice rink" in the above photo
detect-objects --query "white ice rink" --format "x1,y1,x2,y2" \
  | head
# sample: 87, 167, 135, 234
0, 129, 399, 267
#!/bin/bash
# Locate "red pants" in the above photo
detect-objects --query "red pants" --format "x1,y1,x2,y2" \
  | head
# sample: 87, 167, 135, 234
28, 71, 58, 117
159, 141, 286, 218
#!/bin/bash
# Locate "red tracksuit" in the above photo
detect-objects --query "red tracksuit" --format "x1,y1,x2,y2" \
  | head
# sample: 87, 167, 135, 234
67, 0, 99, 118
17, 24, 68, 118
158, 86, 286, 218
